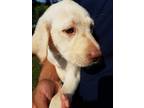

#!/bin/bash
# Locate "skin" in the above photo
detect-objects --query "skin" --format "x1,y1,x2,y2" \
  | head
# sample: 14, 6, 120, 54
32, 59, 70, 108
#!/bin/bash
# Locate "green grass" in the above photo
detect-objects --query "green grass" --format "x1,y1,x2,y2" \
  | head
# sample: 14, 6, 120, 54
32, 3, 49, 90
32, 55, 41, 90
32, 3, 49, 33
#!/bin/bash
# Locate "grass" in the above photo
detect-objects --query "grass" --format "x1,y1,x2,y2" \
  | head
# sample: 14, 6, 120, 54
32, 3, 49, 90
32, 55, 41, 90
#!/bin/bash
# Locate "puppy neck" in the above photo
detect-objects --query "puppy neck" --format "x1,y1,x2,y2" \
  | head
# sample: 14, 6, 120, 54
47, 47, 67, 69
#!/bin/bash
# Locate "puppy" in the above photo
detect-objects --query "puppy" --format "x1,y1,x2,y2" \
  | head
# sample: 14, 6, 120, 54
32, 0, 101, 108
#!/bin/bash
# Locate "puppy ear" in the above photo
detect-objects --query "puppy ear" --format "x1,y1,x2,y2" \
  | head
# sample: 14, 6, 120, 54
32, 18, 50, 63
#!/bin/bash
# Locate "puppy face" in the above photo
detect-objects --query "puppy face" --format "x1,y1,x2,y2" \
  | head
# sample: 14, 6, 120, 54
33, 0, 102, 67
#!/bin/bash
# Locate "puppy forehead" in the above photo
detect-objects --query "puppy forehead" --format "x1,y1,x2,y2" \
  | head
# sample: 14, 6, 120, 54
50, 11, 93, 29
55, 19, 93, 33
46, 1, 93, 24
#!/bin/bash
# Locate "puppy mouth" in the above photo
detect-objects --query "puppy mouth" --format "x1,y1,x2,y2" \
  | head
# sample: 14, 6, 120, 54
81, 56, 104, 71
75, 57, 102, 67
86, 57, 102, 67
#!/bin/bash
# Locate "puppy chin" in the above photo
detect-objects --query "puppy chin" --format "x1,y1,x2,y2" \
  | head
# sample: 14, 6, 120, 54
74, 59, 101, 67
67, 57, 99, 67
74, 61, 93, 67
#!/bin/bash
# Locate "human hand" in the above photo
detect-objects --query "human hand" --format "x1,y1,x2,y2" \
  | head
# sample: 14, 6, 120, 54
60, 92, 70, 108
32, 79, 56, 108
32, 79, 70, 108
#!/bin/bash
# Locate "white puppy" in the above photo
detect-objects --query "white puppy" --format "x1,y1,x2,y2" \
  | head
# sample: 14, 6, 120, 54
32, 0, 101, 108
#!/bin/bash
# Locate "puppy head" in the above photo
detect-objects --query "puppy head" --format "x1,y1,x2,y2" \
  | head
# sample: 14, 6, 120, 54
32, 0, 102, 67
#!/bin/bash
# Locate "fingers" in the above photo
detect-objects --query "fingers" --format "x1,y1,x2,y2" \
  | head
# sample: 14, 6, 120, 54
33, 87, 49, 108
60, 92, 70, 108
32, 79, 57, 108
32, 102, 36, 108
33, 79, 70, 108
38, 79, 55, 100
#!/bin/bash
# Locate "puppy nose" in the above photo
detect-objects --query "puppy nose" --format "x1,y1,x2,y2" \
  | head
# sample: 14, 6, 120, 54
88, 49, 102, 61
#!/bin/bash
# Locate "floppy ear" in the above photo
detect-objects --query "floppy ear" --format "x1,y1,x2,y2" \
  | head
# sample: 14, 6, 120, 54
32, 18, 50, 63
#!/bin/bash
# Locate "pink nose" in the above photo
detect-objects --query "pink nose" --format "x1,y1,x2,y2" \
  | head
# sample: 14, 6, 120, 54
88, 49, 102, 60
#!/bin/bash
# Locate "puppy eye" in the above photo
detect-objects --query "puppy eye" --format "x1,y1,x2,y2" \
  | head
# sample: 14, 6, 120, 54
63, 27, 75, 34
